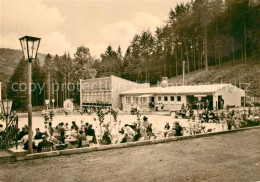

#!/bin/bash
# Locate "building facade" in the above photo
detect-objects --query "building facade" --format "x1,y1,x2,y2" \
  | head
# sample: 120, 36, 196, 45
121, 84, 245, 111
80, 75, 149, 110
80, 76, 245, 112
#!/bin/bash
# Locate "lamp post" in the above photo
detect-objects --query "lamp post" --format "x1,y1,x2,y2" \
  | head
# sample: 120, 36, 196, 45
52, 99, 55, 110
109, 98, 113, 129
1, 99, 13, 129
182, 60, 185, 85
45, 99, 50, 112
19, 35, 41, 154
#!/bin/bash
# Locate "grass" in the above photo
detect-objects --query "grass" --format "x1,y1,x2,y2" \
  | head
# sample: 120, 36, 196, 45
0, 128, 259, 182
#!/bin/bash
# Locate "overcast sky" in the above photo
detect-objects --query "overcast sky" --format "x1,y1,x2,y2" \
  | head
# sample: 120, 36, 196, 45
0, 0, 190, 58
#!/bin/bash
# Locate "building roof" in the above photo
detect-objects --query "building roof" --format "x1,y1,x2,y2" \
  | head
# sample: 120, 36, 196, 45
121, 84, 233, 95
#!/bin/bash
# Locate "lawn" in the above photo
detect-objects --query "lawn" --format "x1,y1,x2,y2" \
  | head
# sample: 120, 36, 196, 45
0, 128, 259, 182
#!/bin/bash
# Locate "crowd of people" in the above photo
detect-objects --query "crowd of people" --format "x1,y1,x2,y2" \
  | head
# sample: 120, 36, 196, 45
17, 114, 188, 152
18, 120, 98, 152
13, 107, 260, 153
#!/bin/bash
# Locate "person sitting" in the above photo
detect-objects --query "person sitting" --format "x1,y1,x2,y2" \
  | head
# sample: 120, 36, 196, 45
146, 123, 154, 138
141, 116, 149, 129
37, 135, 53, 152
102, 128, 112, 145
77, 130, 87, 148
173, 122, 183, 136
164, 122, 170, 130
124, 125, 136, 137
190, 109, 194, 117
181, 103, 185, 111
56, 122, 65, 131
55, 123, 60, 130
121, 133, 132, 143
86, 124, 96, 144
186, 109, 190, 118
0, 124, 4, 135
56, 125, 66, 143
231, 110, 235, 117
57, 123, 65, 134
69, 126, 78, 138
84, 122, 89, 135
34, 128, 43, 140
80, 120, 85, 132
71, 121, 79, 132
22, 135, 37, 151
164, 122, 170, 137
65, 123, 69, 131
248, 114, 254, 121
242, 110, 247, 120
18, 127, 28, 140
202, 111, 209, 123
133, 129, 142, 141
125, 122, 138, 131
48, 122, 54, 136
227, 118, 234, 130
208, 111, 215, 122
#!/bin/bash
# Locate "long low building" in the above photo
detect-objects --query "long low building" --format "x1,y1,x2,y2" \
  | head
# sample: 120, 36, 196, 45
120, 83, 245, 111
80, 76, 245, 111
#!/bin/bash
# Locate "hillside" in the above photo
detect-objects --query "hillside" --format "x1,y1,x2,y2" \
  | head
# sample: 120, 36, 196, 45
0, 48, 47, 97
168, 59, 260, 96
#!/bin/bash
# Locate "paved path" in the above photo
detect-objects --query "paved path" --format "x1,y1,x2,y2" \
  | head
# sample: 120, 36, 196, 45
0, 129, 260, 182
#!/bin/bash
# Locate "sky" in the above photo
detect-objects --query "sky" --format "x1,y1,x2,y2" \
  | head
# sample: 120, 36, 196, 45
0, 0, 190, 58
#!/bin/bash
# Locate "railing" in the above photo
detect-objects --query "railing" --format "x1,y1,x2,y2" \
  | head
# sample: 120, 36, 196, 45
0, 115, 19, 149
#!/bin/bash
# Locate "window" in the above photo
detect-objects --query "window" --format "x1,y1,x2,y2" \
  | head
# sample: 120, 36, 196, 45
171, 96, 174, 101
164, 96, 168, 101
158, 96, 161, 101
126, 97, 131, 104
133, 97, 139, 104
177, 96, 181, 101
141, 97, 147, 104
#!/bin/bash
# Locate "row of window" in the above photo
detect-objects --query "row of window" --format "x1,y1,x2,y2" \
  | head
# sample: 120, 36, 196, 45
125, 96, 182, 104
126, 97, 147, 104
82, 93, 112, 102
158, 96, 182, 102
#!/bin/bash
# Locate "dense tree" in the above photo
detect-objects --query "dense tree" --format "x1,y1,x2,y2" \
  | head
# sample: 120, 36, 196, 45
6, 0, 260, 109
7, 58, 45, 110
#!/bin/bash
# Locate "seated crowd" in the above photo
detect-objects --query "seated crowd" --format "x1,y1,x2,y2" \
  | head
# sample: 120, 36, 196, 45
18, 120, 98, 152
16, 108, 259, 153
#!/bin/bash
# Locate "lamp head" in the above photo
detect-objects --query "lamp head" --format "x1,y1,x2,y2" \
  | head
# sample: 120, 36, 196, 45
19, 35, 41, 62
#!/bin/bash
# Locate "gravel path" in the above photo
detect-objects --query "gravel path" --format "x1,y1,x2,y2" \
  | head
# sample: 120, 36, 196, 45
1, 129, 260, 182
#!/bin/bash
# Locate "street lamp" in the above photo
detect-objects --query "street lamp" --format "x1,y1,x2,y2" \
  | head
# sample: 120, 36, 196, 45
19, 35, 41, 154
1, 99, 13, 128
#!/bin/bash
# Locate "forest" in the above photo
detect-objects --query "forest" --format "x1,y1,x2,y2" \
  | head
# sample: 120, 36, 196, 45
5, 0, 260, 110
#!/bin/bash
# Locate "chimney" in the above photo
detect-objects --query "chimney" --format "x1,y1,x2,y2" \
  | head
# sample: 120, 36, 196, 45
161, 77, 168, 88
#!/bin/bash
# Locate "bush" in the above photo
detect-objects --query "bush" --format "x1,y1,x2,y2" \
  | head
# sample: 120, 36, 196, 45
244, 119, 260, 127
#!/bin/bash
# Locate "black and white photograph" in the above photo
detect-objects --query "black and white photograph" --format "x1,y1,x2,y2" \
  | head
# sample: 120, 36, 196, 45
0, 0, 260, 181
